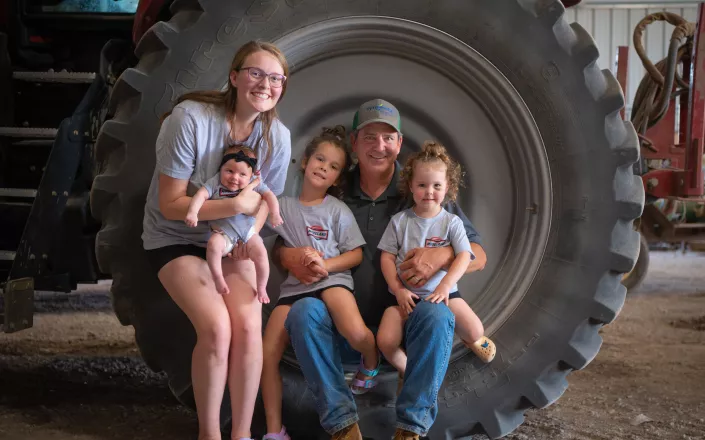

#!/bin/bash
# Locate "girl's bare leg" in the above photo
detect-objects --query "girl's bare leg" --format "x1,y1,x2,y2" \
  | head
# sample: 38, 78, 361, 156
321, 288, 378, 369
158, 256, 231, 440
206, 233, 229, 294
377, 306, 407, 374
221, 258, 262, 439
261, 305, 292, 434
448, 298, 485, 344
244, 234, 269, 303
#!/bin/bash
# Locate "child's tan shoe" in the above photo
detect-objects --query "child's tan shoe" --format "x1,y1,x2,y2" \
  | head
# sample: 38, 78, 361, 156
467, 336, 496, 363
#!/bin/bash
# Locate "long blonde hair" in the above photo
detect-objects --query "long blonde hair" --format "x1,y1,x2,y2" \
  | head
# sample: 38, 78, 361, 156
164, 41, 289, 165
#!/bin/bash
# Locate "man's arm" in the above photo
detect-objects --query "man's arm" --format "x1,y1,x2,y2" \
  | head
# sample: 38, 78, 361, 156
273, 236, 328, 285
399, 203, 486, 287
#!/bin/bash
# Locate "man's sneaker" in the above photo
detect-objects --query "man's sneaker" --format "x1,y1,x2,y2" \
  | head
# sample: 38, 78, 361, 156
392, 428, 420, 440
331, 423, 362, 440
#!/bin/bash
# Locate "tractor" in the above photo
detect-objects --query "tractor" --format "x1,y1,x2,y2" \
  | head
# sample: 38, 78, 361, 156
616, 11, 705, 291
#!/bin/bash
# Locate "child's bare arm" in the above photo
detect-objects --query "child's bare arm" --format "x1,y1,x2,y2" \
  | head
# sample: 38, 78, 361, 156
261, 190, 283, 227
380, 251, 404, 294
382, 251, 418, 315
426, 251, 471, 304
322, 247, 362, 273
185, 187, 210, 227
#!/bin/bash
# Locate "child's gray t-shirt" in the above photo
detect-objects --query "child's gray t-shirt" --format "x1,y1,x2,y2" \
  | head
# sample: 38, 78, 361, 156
272, 196, 366, 298
201, 174, 265, 242
142, 100, 291, 250
377, 208, 475, 298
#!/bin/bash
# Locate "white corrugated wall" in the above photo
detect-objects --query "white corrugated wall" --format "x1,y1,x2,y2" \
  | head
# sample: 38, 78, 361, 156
566, 4, 699, 117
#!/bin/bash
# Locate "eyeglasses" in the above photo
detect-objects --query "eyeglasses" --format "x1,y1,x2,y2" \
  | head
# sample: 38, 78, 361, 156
238, 67, 287, 88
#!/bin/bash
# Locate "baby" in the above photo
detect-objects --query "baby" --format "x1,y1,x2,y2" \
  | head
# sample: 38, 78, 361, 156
185, 146, 282, 301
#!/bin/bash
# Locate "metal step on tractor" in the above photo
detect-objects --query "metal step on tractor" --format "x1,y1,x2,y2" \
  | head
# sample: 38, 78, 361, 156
0, 0, 683, 438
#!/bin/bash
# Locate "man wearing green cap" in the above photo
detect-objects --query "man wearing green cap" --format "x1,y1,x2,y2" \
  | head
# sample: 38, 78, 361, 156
280, 99, 486, 440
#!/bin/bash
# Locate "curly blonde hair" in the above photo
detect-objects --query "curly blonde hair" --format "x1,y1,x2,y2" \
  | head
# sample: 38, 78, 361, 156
399, 141, 464, 203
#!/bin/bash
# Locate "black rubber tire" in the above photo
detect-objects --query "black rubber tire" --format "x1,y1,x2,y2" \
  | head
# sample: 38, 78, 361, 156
622, 233, 650, 292
90, 1, 644, 438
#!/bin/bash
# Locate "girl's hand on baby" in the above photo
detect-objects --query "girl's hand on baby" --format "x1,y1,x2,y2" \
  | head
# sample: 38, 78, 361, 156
395, 288, 419, 316
426, 283, 451, 305
185, 212, 198, 227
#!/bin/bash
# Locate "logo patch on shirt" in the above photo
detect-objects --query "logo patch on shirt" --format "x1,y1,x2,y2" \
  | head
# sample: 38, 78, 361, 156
218, 188, 241, 198
306, 225, 329, 241
425, 236, 449, 248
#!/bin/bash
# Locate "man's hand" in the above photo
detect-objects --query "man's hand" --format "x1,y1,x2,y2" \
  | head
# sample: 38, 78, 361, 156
394, 287, 419, 317
426, 282, 451, 306
398, 246, 452, 288
233, 178, 262, 217
281, 246, 328, 285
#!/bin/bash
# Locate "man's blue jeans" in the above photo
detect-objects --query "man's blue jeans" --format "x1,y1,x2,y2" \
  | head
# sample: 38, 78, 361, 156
284, 297, 455, 436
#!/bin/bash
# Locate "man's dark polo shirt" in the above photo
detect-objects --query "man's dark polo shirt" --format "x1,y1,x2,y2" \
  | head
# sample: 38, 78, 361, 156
344, 163, 482, 327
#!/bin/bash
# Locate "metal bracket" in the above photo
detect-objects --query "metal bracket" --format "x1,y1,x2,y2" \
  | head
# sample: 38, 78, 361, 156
1, 277, 34, 333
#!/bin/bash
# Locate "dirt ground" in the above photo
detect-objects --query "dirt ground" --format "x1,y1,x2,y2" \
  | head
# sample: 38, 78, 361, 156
1, 251, 705, 440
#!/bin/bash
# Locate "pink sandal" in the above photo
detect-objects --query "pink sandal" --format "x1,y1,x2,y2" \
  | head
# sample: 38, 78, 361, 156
350, 355, 381, 395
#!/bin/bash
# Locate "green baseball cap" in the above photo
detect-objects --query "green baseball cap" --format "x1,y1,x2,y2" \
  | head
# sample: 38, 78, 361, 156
351, 99, 402, 133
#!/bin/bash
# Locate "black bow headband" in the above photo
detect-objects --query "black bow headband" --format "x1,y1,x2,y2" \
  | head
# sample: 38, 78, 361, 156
221, 150, 257, 170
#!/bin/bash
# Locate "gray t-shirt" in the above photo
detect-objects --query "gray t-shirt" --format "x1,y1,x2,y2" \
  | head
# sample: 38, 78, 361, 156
202, 174, 265, 242
270, 196, 366, 298
377, 208, 474, 298
142, 100, 291, 250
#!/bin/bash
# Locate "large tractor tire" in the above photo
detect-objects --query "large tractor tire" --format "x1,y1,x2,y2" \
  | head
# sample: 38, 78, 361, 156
90, 0, 644, 438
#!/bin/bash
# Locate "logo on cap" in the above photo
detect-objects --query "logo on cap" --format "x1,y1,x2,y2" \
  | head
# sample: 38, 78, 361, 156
366, 104, 395, 116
